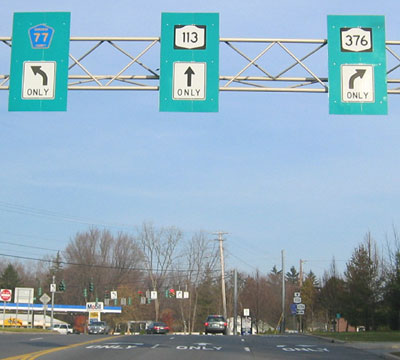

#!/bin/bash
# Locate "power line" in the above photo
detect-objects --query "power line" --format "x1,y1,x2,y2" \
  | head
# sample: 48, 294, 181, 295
0, 230, 61, 244
0, 200, 134, 230
0, 240, 60, 252
0, 252, 221, 274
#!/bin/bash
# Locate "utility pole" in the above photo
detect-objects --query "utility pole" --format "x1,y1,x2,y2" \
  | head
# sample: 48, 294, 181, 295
214, 231, 228, 321
281, 249, 285, 334
299, 259, 306, 287
233, 269, 238, 335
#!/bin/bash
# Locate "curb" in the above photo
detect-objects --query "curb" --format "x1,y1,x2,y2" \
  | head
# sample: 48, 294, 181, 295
381, 353, 400, 360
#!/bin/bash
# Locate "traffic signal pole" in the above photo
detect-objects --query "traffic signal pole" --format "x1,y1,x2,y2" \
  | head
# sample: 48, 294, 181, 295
50, 275, 55, 329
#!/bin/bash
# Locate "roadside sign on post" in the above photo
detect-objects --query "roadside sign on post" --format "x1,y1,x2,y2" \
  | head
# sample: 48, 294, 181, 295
0, 289, 12, 302
40, 293, 51, 305
160, 12, 219, 112
14, 288, 34, 303
290, 303, 297, 315
297, 303, 306, 311
9, 12, 71, 111
327, 15, 387, 115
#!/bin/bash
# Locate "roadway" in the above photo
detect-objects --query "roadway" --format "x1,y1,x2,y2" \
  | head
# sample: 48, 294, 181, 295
0, 333, 391, 360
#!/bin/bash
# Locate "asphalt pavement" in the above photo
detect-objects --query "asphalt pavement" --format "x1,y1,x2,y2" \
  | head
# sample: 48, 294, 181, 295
0, 331, 399, 360
308, 333, 400, 360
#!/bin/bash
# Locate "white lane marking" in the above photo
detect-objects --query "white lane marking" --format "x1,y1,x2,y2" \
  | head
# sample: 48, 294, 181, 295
30, 337, 43, 341
106, 343, 144, 345
151, 344, 160, 349
241, 338, 245, 342
244, 347, 251, 352
170, 336, 175, 339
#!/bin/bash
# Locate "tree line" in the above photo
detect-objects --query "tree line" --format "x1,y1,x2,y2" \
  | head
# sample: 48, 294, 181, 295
1, 224, 400, 332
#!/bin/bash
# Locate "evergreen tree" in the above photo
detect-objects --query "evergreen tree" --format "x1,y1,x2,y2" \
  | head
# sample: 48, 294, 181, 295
286, 266, 299, 285
0, 264, 21, 289
344, 234, 383, 330
299, 271, 321, 330
384, 252, 400, 329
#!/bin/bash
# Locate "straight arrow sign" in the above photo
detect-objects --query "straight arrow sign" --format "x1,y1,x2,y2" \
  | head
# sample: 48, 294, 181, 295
185, 66, 195, 86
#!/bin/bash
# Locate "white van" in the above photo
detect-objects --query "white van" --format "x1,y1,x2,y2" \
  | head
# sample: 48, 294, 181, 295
53, 324, 73, 334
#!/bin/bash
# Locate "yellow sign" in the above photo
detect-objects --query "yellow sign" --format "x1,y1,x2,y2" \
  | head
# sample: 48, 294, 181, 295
89, 312, 99, 321
4, 317, 23, 326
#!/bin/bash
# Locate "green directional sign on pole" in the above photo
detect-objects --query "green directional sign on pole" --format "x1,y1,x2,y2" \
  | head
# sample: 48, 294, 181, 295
160, 13, 219, 112
327, 15, 387, 115
9, 12, 71, 111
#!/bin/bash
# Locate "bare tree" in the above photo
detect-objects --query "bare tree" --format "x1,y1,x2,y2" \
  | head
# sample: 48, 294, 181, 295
63, 228, 142, 304
178, 231, 218, 332
136, 222, 182, 320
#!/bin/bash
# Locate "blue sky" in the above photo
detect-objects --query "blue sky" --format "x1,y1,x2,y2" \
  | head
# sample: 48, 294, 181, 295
1, 0, 400, 278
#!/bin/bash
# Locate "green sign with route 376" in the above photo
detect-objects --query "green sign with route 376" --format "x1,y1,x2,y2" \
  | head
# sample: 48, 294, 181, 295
9, 12, 71, 111
327, 15, 387, 115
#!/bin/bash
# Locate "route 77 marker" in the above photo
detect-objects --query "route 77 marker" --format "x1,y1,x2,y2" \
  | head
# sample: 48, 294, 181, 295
9, 12, 70, 111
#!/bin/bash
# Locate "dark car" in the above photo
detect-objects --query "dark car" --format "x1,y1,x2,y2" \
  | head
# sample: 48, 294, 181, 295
87, 321, 110, 334
146, 322, 170, 334
204, 315, 227, 335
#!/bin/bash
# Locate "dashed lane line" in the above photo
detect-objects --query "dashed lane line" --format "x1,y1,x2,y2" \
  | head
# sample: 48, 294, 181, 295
0, 335, 125, 360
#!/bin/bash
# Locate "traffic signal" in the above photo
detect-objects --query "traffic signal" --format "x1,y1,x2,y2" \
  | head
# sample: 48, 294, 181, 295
128, 297, 132, 305
89, 282, 94, 292
83, 288, 88, 297
105, 290, 110, 299
38, 287, 42, 296
59, 280, 66, 291
169, 288, 176, 298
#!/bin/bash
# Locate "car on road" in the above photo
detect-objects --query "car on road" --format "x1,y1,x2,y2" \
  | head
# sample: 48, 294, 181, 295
204, 315, 228, 335
53, 323, 74, 335
146, 322, 170, 334
87, 321, 111, 334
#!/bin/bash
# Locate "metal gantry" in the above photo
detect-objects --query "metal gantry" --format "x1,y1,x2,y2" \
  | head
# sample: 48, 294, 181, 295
1, 36, 400, 94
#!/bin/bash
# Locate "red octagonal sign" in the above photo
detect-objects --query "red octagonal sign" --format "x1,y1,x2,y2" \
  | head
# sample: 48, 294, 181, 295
0, 289, 12, 302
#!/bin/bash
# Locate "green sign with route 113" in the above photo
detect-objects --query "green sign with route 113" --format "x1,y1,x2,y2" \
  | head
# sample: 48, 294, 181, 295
327, 15, 387, 115
159, 13, 219, 112
9, 12, 71, 111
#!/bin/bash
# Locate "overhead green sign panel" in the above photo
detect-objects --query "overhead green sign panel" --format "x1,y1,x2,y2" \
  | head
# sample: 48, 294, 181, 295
327, 15, 387, 115
159, 13, 219, 112
9, 12, 71, 111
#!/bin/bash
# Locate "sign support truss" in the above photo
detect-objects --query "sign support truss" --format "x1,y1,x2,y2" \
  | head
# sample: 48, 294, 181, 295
1, 36, 400, 94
